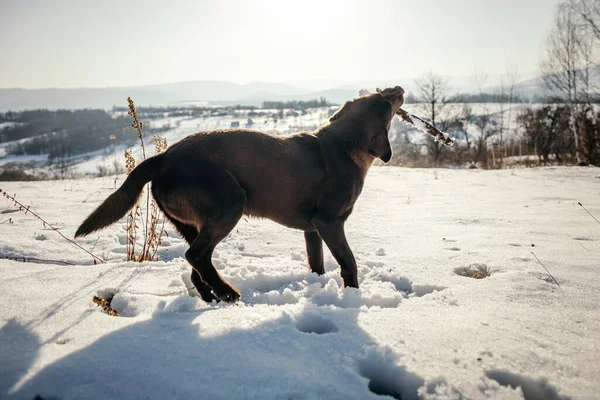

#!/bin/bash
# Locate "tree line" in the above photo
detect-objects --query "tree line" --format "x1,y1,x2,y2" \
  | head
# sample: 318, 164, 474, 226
262, 98, 329, 110
391, 0, 600, 168
0, 109, 134, 158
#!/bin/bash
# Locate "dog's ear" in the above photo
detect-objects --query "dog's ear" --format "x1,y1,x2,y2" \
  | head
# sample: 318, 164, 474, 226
366, 93, 396, 163
329, 101, 351, 122
370, 94, 394, 122
368, 126, 393, 162
377, 86, 405, 113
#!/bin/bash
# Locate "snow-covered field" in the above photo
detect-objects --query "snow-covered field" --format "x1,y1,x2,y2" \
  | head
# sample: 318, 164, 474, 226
1, 166, 599, 399
0, 103, 526, 174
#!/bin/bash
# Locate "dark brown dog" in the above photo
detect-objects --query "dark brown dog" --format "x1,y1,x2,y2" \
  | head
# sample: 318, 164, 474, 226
75, 86, 405, 303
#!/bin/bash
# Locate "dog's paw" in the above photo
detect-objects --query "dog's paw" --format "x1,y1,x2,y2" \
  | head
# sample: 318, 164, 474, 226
213, 284, 241, 304
197, 287, 218, 304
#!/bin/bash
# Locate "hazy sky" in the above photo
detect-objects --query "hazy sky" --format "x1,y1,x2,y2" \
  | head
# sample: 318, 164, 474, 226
0, 0, 562, 89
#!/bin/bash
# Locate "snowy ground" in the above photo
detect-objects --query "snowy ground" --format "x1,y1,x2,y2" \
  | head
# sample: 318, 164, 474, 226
0, 166, 599, 399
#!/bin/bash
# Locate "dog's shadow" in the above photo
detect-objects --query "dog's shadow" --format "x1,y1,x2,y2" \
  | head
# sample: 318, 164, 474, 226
0, 319, 41, 397
8, 301, 425, 400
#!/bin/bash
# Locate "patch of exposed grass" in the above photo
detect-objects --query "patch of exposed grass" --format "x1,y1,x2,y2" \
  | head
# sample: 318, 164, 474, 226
92, 295, 120, 317
454, 264, 493, 279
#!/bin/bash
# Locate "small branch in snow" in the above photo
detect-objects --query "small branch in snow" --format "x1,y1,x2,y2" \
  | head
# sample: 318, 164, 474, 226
0, 189, 105, 265
126, 286, 197, 297
82, 191, 101, 203
357, 88, 455, 147
531, 252, 563, 293
578, 202, 600, 225
0, 255, 75, 266
90, 237, 100, 255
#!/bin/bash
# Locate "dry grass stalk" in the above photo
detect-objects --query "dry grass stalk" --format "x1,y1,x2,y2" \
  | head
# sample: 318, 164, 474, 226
578, 202, 600, 225
124, 98, 168, 262
146, 134, 169, 261
0, 189, 105, 264
531, 252, 563, 292
127, 98, 151, 259
124, 149, 139, 261
92, 295, 120, 317
153, 135, 168, 154
467, 270, 490, 279
127, 97, 146, 159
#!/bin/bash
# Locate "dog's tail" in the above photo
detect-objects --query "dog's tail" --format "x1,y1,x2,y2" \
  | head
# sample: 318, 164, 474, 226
75, 155, 163, 238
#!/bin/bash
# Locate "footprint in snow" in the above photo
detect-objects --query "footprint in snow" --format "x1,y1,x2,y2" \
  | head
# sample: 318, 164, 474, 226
374, 274, 446, 298
294, 312, 338, 335
485, 369, 570, 400
357, 348, 424, 400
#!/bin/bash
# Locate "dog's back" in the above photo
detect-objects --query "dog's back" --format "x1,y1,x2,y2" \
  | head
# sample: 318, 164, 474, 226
160, 129, 326, 229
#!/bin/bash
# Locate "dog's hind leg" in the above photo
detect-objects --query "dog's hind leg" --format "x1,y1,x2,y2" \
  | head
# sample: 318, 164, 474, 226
183, 173, 246, 303
170, 220, 198, 244
304, 231, 324, 275
185, 215, 244, 303
311, 217, 359, 288
168, 218, 217, 303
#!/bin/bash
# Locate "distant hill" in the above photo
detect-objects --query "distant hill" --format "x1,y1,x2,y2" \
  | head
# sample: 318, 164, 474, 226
485, 65, 600, 99
4, 71, 585, 111
0, 81, 311, 111
0, 79, 473, 111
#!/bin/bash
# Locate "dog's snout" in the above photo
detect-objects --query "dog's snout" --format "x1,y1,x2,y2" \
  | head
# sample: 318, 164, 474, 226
394, 86, 405, 109
380, 150, 393, 163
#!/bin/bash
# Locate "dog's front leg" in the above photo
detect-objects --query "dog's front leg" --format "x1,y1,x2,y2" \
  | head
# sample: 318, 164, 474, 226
304, 230, 324, 275
311, 217, 359, 288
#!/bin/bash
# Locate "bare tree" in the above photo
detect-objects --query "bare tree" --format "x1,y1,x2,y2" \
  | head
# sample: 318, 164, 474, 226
541, 1, 584, 102
504, 65, 520, 161
49, 145, 74, 180
454, 104, 475, 166
469, 71, 498, 167
578, 0, 600, 40
498, 77, 507, 166
414, 71, 457, 166
461, 104, 473, 154
540, 0, 597, 163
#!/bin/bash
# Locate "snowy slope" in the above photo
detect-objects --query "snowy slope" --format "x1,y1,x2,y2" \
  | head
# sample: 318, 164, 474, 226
0, 167, 599, 399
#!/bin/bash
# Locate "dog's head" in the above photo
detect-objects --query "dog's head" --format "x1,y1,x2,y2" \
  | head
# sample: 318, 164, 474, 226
329, 86, 404, 163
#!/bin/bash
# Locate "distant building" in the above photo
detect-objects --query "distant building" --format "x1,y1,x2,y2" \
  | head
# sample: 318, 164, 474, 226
230, 121, 240, 128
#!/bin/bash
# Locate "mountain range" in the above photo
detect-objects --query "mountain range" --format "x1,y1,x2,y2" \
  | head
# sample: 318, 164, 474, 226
0, 73, 547, 111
